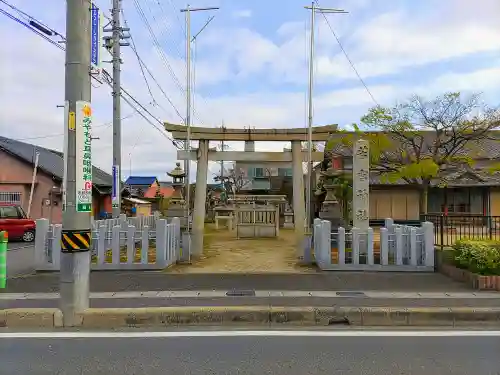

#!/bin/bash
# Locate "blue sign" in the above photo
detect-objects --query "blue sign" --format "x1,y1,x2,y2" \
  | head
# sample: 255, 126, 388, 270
90, 5, 100, 68
112, 165, 117, 199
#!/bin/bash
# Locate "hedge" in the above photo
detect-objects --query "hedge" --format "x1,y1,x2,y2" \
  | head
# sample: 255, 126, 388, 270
452, 238, 500, 276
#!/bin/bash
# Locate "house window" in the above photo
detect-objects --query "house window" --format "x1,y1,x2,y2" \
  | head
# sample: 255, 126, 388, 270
255, 168, 264, 177
0, 192, 21, 205
278, 168, 292, 176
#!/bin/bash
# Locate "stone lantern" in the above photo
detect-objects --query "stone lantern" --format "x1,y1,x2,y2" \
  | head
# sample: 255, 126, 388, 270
315, 159, 346, 231
167, 162, 186, 207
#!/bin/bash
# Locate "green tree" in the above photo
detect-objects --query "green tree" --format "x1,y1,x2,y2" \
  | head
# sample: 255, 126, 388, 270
326, 92, 500, 214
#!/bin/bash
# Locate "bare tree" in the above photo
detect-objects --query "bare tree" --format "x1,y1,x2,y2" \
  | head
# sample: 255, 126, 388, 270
214, 167, 245, 198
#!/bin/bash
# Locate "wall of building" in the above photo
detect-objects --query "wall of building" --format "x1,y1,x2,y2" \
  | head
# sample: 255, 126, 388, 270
0, 149, 62, 222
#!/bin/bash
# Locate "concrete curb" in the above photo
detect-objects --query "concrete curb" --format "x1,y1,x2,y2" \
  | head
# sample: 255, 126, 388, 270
2, 307, 500, 328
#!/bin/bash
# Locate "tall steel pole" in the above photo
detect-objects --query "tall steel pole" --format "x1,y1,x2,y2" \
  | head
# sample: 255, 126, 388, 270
180, 5, 219, 233
304, 3, 347, 230
60, 0, 92, 326
111, 0, 129, 218
305, 1, 315, 232
184, 4, 192, 232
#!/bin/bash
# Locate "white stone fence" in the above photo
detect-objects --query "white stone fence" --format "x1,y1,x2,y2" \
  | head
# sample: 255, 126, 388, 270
91, 213, 160, 233
35, 216, 182, 271
313, 218, 435, 272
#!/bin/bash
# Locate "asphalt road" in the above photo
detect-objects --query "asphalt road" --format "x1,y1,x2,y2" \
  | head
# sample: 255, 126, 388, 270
0, 330, 499, 374
6, 243, 35, 278
4, 271, 472, 293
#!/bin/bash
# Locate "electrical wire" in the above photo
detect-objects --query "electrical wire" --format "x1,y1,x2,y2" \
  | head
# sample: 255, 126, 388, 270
314, 0, 379, 106
0, 8, 65, 51
121, 9, 185, 122
132, 0, 184, 92
0, 2, 182, 150
8, 113, 135, 142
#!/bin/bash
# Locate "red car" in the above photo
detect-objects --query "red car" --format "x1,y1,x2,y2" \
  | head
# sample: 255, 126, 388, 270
0, 203, 36, 242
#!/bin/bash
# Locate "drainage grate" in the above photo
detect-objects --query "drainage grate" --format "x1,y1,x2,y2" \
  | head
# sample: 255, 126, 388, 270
336, 291, 366, 297
226, 290, 256, 297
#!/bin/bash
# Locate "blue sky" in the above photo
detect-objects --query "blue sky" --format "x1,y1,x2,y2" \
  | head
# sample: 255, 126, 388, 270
1, 0, 499, 182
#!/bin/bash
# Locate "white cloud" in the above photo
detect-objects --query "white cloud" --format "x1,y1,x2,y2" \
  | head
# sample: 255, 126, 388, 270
232, 9, 252, 18
2, 0, 500, 183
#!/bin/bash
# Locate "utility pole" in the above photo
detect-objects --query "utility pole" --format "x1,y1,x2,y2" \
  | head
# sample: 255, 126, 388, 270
105, 0, 129, 218
60, 0, 92, 326
303, 2, 347, 231
180, 5, 219, 233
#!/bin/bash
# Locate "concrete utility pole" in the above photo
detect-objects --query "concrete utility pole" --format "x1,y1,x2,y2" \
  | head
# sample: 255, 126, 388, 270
303, 2, 347, 230
180, 5, 219, 234
109, 0, 129, 218
60, 0, 92, 326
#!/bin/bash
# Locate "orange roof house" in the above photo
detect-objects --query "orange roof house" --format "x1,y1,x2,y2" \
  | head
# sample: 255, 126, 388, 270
143, 185, 174, 199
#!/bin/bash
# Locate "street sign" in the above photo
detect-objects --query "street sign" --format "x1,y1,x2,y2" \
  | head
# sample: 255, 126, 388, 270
63, 101, 69, 211
75, 101, 93, 212
90, 4, 102, 73
112, 164, 119, 208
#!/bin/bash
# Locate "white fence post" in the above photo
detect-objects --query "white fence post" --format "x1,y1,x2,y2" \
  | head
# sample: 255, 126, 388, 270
141, 225, 149, 264
380, 227, 389, 265
111, 225, 120, 265
172, 217, 181, 261
422, 221, 435, 268
337, 226, 345, 265
367, 227, 374, 265
385, 218, 394, 232
410, 227, 417, 266
352, 227, 360, 265
51, 224, 62, 268
320, 220, 331, 267
97, 226, 106, 265
155, 219, 168, 267
313, 218, 321, 262
395, 226, 403, 265
35, 218, 49, 269
127, 225, 135, 264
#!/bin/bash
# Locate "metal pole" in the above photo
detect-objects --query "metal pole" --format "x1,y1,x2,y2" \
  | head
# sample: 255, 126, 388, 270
111, 0, 122, 218
305, 1, 315, 232
27, 152, 39, 217
60, 0, 92, 326
180, 5, 219, 233
303, 4, 347, 230
184, 5, 192, 233
220, 121, 225, 179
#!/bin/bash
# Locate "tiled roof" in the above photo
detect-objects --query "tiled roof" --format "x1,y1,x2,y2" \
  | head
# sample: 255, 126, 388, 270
326, 131, 500, 159
0, 136, 113, 187
143, 185, 174, 199
124, 176, 157, 186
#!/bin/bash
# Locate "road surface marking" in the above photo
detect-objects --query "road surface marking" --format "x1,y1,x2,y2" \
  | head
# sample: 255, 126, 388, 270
1, 330, 500, 339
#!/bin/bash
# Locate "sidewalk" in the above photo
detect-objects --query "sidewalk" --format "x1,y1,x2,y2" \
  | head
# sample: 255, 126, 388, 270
2, 271, 476, 294
2, 290, 500, 310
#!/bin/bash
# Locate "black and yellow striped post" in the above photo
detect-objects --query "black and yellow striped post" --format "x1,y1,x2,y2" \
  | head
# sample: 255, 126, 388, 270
61, 230, 92, 253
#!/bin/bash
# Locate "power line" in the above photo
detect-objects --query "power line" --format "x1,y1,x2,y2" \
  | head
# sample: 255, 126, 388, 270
314, 0, 379, 106
0, 2, 182, 150
121, 9, 185, 123
7, 113, 135, 142
132, 0, 184, 92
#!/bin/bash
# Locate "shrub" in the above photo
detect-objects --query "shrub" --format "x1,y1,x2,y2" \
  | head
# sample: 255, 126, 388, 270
452, 238, 500, 276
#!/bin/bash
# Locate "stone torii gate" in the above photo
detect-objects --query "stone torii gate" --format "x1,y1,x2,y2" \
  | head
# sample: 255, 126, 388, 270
164, 122, 337, 257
